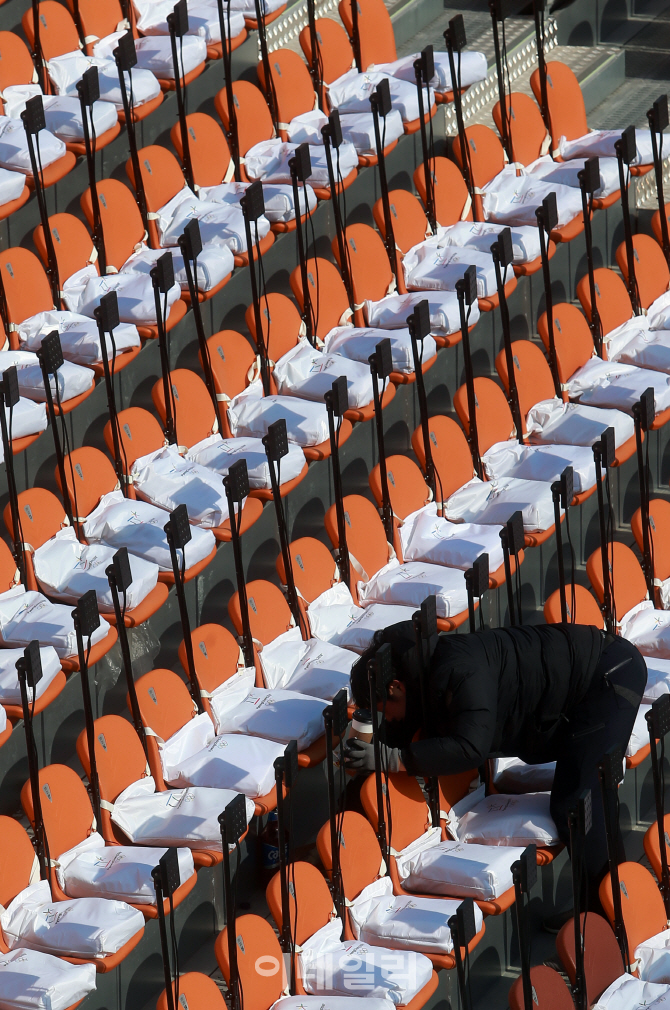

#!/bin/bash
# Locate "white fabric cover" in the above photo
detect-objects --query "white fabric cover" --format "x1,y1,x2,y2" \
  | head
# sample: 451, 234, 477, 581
434, 220, 542, 264
375, 51, 487, 92
593, 974, 670, 1010
2, 85, 117, 143
398, 503, 504, 572
635, 928, 670, 983
339, 110, 404, 157
0, 948, 96, 1010
68, 267, 182, 325
187, 433, 306, 489
32, 527, 158, 612
133, 0, 246, 42
299, 917, 433, 1005
648, 291, 670, 332
626, 704, 650, 759
132, 34, 206, 80
244, 138, 358, 188
365, 291, 474, 336
1, 397, 47, 444
49, 48, 161, 111
307, 582, 417, 653
83, 489, 216, 572
523, 153, 620, 199
609, 326, 670, 375
230, 0, 284, 11
566, 358, 670, 418
16, 310, 139, 368
447, 788, 560, 847
274, 341, 374, 408
117, 244, 233, 297
492, 757, 556, 793
324, 326, 436, 376
0, 166, 26, 208
481, 167, 582, 228
55, 831, 194, 904
395, 827, 522, 900
210, 667, 327, 750
130, 445, 231, 529
483, 439, 596, 494
0, 879, 143, 958
403, 241, 498, 297
526, 397, 635, 449
0, 349, 93, 403
445, 475, 557, 532
620, 601, 670, 659
644, 657, 670, 702
199, 180, 317, 224
328, 68, 433, 124
259, 626, 353, 699
0, 646, 61, 706
228, 379, 331, 446
348, 875, 483, 955
0, 119, 65, 176
155, 186, 270, 254
0, 585, 109, 659
110, 774, 255, 849
160, 714, 283, 798
357, 558, 469, 619
559, 128, 658, 167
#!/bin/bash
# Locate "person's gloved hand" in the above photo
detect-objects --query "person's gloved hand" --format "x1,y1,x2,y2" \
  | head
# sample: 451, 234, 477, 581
344, 739, 401, 773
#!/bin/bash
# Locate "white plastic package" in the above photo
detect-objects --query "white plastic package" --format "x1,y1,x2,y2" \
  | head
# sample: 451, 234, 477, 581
0, 646, 61, 706
259, 626, 354, 699
523, 153, 620, 198
0, 118, 65, 176
49, 48, 161, 110
199, 180, 317, 224
0, 166, 26, 208
227, 380, 331, 446
559, 128, 658, 166
0, 585, 109, 658
162, 723, 284, 798
130, 445, 231, 529
403, 241, 498, 297
445, 476, 557, 532
644, 657, 670, 702
434, 220, 542, 263
398, 503, 504, 572
375, 51, 487, 93
328, 68, 433, 124
118, 242, 234, 296
307, 583, 417, 653
273, 341, 374, 408
133, 0, 245, 42
357, 558, 469, 618
566, 359, 670, 418
492, 757, 556, 794
364, 291, 471, 335
481, 167, 582, 227
482, 439, 596, 494
627, 704, 651, 759
448, 788, 560, 847
0, 349, 93, 403
16, 309, 139, 368
0, 397, 47, 443
244, 138, 358, 188
133, 33, 206, 79
592, 974, 670, 1010
187, 434, 306, 489
526, 397, 635, 449
73, 269, 181, 326
1, 85, 118, 143
619, 601, 670, 659
324, 326, 436, 375
155, 187, 271, 254
395, 827, 523, 900
340, 110, 404, 156
635, 928, 670, 984
0, 948, 97, 1010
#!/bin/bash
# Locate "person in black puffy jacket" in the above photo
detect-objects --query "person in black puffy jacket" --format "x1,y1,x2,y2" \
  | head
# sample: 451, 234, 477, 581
346, 623, 646, 910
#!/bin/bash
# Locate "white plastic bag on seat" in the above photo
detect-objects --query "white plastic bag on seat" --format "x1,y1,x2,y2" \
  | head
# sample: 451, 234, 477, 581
609, 327, 670, 374
0, 165, 27, 208
0, 646, 61, 706
481, 166, 582, 227
153, 187, 270, 254
307, 582, 416, 653
227, 380, 331, 446
130, 445, 231, 529
32, 527, 158, 612
358, 558, 469, 619
634, 929, 670, 983
592, 974, 670, 1010
398, 504, 504, 572
558, 128, 658, 166
0, 948, 96, 1010
119, 243, 233, 296
199, 180, 317, 224
525, 397, 635, 449
403, 241, 498, 297
16, 310, 139, 367
187, 434, 306, 489
348, 875, 483, 955
339, 110, 404, 156
273, 341, 374, 408
364, 291, 471, 335
272, 999, 396, 1010
210, 668, 327, 750
83, 489, 216, 572
0, 585, 110, 659
259, 626, 354, 699
55, 831, 195, 903
49, 48, 161, 110
434, 220, 542, 263
324, 326, 436, 375
445, 476, 557, 532
299, 917, 433, 1004
619, 602, 670, 659
492, 757, 556, 793
133, 0, 245, 42
566, 359, 670, 417
0, 348, 94, 402
0, 879, 144, 958
2, 398, 47, 443
448, 789, 560, 847
328, 68, 433, 124
626, 704, 651, 759
133, 34, 206, 79
644, 658, 670, 702
0, 118, 66, 176
110, 774, 255, 849
523, 153, 620, 199
482, 439, 596, 494
244, 138, 358, 188
1, 85, 118, 143
74, 269, 181, 325
162, 728, 284, 798
375, 51, 487, 93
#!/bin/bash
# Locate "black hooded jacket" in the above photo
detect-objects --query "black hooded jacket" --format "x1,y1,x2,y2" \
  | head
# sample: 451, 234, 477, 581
397, 623, 606, 777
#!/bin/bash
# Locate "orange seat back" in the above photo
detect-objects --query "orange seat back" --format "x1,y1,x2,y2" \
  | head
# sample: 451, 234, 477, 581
215, 81, 275, 156
538, 302, 594, 389
495, 340, 555, 424
276, 537, 338, 604
127, 146, 184, 225
0, 247, 53, 324
439, 770, 478, 813
337, 224, 395, 306
81, 179, 145, 272
0, 31, 36, 97
135, 668, 196, 742
324, 494, 389, 588
543, 585, 603, 626
374, 189, 429, 256
509, 966, 574, 1010
57, 446, 119, 519
290, 257, 351, 341
181, 624, 241, 694
645, 812, 670, 887
493, 92, 547, 167
21, 764, 93, 858
453, 124, 505, 192
257, 47, 315, 125
599, 860, 667, 956
634, 498, 670, 582
369, 454, 431, 521
556, 913, 622, 1005
576, 267, 632, 338
77, 714, 148, 809
338, 0, 396, 69
0, 539, 18, 592
616, 233, 670, 311
66, 0, 128, 53
6, 488, 67, 552
151, 369, 216, 450
228, 579, 293, 646
216, 914, 286, 1010
205, 330, 257, 403
107, 407, 165, 471
413, 157, 472, 226
245, 292, 303, 363
454, 376, 515, 454
586, 541, 647, 618
22, 1, 81, 60
411, 415, 476, 501
266, 860, 332, 944
530, 60, 588, 153
299, 17, 354, 86
170, 112, 233, 190
34, 213, 98, 287
0, 815, 38, 905
361, 772, 431, 852
317, 810, 381, 901
157, 972, 226, 1010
